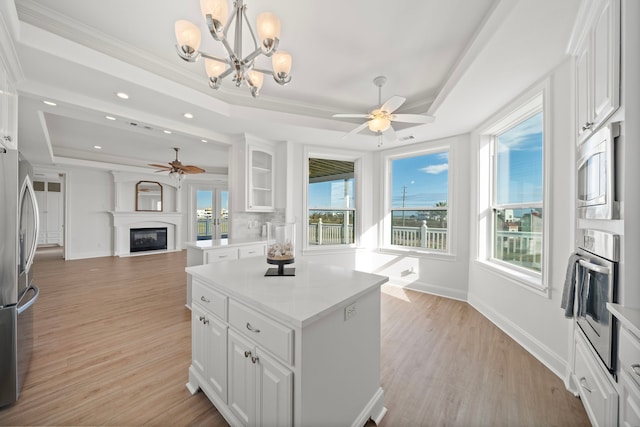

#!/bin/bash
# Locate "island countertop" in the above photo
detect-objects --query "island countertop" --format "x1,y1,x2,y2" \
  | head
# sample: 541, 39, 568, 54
184, 238, 267, 250
186, 257, 388, 328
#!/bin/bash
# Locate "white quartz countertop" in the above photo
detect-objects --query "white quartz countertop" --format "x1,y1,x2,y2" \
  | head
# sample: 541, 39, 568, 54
186, 258, 388, 328
184, 238, 266, 250
607, 303, 640, 338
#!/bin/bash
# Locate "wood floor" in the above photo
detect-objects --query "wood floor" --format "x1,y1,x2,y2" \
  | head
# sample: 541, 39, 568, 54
0, 248, 590, 426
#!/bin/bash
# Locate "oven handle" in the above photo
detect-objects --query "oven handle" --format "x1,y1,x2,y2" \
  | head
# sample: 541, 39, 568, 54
578, 259, 610, 275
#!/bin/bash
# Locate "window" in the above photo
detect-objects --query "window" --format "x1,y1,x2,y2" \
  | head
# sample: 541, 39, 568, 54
389, 150, 449, 251
492, 112, 544, 273
307, 158, 355, 246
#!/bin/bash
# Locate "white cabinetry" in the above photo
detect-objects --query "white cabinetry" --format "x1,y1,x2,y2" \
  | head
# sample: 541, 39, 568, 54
575, 0, 620, 142
186, 258, 387, 427
0, 60, 17, 150
618, 324, 640, 427
230, 136, 278, 213
574, 329, 618, 427
191, 301, 227, 402
247, 146, 274, 212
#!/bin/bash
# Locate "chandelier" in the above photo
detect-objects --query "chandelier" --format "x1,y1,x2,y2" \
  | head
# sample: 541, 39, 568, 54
174, 0, 292, 97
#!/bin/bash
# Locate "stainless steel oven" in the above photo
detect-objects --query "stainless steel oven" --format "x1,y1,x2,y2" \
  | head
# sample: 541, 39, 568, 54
575, 229, 619, 372
576, 123, 619, 219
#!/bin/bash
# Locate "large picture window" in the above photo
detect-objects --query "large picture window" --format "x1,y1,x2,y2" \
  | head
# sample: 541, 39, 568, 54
307, 158, 355, 246
492, 111, 544, 273
389, 151, 449, 251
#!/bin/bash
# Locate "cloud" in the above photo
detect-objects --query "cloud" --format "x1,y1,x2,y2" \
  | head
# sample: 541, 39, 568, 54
420, 163, 448, 174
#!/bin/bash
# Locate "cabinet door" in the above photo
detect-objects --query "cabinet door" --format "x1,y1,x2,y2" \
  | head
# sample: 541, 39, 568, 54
228, 330, 256, 427
620, 370, 640, 427
256, 349, 292, 427
576, 42, 591, 140
591, 0, 619, 126
247, 147, 274, 212
206, 315, 228, 403
191, 305, 207, 380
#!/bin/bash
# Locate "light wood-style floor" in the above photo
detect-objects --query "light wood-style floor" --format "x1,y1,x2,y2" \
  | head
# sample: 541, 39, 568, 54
0, 248, 590, 426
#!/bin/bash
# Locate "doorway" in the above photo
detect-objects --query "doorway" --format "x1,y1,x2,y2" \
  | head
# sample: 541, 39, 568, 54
193, 187, 228, 240
33, 176, 64, 247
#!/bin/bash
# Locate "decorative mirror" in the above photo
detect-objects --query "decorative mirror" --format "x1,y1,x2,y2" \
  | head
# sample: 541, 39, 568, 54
135, 181, 163, 212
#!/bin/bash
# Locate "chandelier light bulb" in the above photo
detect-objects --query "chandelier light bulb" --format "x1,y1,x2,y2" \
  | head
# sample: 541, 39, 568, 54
200, 0, 228, 31
205, 58, 226, 77
256, 12, 281, 45
175, 20, 201, 55
272, 50, 292, 76
247, 70, 264, 89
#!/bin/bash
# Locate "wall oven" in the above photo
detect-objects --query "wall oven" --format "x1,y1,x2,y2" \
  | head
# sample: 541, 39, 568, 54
575, 229, 619, 372
576, 123, 619, 219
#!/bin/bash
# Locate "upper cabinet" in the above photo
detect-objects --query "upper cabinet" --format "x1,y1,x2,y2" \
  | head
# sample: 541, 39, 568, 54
574, 0, 620, 143
230, 135, 277, 213
0, 60, 17, 150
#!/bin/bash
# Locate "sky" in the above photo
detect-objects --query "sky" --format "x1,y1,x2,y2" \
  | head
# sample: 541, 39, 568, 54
495, 112, 543, 205
196, 190, 228, 211
391, 152, 449, 208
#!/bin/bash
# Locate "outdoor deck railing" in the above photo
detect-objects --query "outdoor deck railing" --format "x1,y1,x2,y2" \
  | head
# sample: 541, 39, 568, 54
197, 218, 229, 240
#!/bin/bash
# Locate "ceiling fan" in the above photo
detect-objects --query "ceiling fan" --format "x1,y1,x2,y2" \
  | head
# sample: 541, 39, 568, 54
149, 147, 205, 176
333, 76, 435, 146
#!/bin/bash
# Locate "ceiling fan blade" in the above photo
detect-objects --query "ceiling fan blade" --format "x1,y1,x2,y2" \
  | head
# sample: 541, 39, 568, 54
149, 163, 172, 170
179, 165, 206, 174
381, 96, 406, 114
390, 113, 435, 124
333, 113, 371, 119
383, 126, 398, 143
343, 121, 370, 139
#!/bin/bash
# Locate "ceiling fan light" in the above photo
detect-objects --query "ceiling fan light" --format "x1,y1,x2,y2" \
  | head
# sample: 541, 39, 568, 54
175, 20, 201, 56
368, 117, 391, 133
200, 0, 228, 32
257, 12, 281, 47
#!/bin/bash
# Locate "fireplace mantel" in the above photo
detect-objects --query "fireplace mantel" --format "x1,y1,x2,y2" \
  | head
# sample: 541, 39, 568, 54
109, 211, 183, 256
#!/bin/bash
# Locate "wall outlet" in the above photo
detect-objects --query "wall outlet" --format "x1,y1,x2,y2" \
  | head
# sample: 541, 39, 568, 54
344, 303, 357, 321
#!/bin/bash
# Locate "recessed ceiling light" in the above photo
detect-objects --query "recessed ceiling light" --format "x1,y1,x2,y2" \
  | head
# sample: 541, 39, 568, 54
105, 115, 116, 121
201, 139, 208, 143
94, 145, 102, 149
116, 92, 129, 99
163, 130, 172, 134
183, 113, 194, 119
43, 100, 57, 106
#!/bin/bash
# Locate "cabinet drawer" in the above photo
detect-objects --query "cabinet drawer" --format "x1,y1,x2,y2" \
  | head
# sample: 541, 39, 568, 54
620, 327, 640, 389
193, 279, 227, 321
574, 332, 618, 427
228, 300, 293, 365
205, 248, 238, 264
238, 244, 265, 258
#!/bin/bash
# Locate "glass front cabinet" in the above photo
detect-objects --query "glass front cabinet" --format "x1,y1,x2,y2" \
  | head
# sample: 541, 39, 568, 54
247, 145, 274, 212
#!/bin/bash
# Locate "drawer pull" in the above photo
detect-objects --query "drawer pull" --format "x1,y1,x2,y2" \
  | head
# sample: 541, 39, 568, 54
632, 364, 640, 377
218, 255, 228, 258
200, 296, 210, 303
244, 350, 252, 358
579, 377, 592, 393
246, 322, 261, 333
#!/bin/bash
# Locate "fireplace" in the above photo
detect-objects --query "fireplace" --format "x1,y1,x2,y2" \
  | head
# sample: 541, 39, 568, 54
130, 227, 167, 253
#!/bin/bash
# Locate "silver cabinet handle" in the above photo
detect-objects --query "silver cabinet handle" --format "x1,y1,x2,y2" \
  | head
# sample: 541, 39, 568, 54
218, 255, 228, 258
4, 136, 12, 142
251, 355, 259, 364
632, 364, 640, 377
198, 315, 209, 325
246, 322, 261, 333
200, 296, 210, 303
581, 122, 593, 131
579, 377, 592, 393
199, 316, 205, 322
244, 350, 252, 358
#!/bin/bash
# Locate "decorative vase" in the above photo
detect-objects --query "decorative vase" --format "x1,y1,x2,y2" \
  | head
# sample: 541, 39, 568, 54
265, 222, 295, 276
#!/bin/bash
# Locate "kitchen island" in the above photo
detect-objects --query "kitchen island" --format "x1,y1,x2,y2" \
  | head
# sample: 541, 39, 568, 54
186, 257, 388, 427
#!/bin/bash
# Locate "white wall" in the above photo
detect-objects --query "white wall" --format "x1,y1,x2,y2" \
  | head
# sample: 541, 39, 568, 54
467, 59, 574, 378
65, 167, 113, 260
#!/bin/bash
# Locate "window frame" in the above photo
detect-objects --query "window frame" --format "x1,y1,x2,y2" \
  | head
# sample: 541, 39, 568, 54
381, 143, 454, 258
303, 149, 361, 253
477, 80, 551, 294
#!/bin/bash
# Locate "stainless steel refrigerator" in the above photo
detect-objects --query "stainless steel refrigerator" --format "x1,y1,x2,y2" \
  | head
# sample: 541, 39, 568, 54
0, 146, 40, 407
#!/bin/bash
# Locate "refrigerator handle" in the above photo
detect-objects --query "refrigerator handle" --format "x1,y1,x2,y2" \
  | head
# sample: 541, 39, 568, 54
17, 285, 39, 315
20, 175, 40, 274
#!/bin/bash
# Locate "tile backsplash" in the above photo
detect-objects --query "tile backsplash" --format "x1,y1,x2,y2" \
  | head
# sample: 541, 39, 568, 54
231, 209, 286, 240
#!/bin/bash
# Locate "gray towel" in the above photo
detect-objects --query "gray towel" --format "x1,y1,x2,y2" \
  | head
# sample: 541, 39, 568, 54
561, 253, 581, 318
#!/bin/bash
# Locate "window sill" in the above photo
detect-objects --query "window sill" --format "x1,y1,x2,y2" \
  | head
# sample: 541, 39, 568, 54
302, 245, 361, 256
474, 259, 549, 297
378, 247, 456, 262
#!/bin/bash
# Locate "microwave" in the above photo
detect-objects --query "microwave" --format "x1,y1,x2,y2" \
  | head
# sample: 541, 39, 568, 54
577, 123, 619, 219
